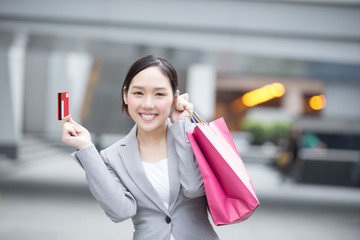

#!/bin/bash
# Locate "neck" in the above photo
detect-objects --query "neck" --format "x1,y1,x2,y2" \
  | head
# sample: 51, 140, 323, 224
136, 122, 167, 146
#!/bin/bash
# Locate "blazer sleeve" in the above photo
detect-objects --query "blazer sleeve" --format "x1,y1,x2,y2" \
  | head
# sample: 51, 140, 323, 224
168, 119, 205, 198
71, 144, 137, 222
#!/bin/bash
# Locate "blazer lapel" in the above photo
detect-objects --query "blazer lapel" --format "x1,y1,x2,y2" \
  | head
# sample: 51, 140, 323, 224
118, 124, 169, 214
167, 119, 181, 211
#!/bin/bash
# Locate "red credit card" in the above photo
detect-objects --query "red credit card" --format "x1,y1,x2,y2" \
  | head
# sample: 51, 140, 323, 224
58, 92, 69, 120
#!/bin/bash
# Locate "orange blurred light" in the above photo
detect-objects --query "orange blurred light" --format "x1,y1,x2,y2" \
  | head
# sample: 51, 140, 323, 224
242, 83, 285, 107
309, 95, 326, 110
230, 97, 245, 113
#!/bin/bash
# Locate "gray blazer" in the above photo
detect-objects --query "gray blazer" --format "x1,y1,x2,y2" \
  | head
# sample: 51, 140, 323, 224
71, 119, 219, 240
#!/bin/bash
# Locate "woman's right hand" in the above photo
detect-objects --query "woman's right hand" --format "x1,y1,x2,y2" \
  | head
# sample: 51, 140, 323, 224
61, 115, 93, 150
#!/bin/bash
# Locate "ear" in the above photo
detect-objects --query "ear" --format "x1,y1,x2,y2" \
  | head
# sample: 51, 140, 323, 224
123, 87, 128, 104
172, 89, 179, 108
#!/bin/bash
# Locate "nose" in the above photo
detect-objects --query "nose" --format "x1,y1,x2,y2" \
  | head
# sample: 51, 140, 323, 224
142, 95, 155, 109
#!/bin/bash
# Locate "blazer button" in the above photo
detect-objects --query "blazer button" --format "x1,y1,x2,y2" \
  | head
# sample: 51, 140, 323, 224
165, 216, 171, 224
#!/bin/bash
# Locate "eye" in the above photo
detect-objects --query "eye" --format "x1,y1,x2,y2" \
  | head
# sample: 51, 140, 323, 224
155, 92, 165, 96
133, 91, 143, 95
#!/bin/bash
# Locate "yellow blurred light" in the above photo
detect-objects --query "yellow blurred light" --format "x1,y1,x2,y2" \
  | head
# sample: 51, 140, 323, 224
269, 83, 286, 97
242, 83, 285, 107
309, 95, 326, 110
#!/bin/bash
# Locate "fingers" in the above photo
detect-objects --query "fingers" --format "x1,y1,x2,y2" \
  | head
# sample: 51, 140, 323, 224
175, 91, 189, 100
62, 115, 82, 132
182, 102, 193, 113
63, 122, 79, 137
176, 98, 192, 112
61, 115, 92, 149
62, 121, 82, 138
62, 115, 71, 126
68, 115, 81, 128
175, 91, 191, 111
181, 93, 189, 101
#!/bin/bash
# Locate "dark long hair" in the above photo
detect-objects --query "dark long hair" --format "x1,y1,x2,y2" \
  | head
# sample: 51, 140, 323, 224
121, 55, 178, 115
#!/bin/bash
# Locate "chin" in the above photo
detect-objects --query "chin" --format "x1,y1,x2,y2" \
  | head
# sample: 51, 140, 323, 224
137, 117, 168, 131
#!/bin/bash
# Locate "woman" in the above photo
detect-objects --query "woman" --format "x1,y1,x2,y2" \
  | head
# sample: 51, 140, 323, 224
62, 55, 219, 240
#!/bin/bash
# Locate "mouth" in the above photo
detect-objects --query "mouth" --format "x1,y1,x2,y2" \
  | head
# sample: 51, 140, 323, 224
139, 113, 158, 121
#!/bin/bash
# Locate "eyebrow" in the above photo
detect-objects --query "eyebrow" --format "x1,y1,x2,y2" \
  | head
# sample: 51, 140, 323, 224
132, 86, 169, 91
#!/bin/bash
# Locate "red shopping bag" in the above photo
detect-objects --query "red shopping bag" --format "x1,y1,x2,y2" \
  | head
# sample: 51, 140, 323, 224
186, 115, 259, 226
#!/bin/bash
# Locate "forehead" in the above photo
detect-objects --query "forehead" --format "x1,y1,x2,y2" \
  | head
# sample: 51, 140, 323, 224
130, 66, 171, 89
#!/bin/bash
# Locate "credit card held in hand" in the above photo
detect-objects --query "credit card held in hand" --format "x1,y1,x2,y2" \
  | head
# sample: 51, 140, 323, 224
58, 92, 69, 120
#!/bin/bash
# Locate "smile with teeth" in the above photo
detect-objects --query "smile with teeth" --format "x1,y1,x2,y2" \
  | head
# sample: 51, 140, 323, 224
139, 113, 158, 121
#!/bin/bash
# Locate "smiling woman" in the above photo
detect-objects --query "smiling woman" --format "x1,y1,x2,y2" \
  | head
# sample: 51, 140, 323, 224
61, 55, 219, 240
123, 67, 174, 134
121, 55, 178, 115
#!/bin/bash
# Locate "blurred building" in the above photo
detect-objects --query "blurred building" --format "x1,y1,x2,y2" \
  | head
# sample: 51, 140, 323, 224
1, 0, 360, 165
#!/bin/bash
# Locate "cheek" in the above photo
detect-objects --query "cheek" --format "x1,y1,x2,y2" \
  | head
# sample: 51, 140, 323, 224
126, 97, 140, 111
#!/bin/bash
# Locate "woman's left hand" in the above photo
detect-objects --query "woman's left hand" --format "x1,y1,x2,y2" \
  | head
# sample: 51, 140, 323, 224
171, 90, 193, 123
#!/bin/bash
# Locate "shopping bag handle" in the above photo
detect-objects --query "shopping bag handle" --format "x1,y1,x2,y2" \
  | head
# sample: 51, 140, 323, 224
184, 107, 207, 125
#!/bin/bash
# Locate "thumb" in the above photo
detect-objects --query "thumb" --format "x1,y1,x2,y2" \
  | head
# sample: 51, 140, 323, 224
66, 115, 82, 133
68, 115, 81, 128
62, 115, 71, 126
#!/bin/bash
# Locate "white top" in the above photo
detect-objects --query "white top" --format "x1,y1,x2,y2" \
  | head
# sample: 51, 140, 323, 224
142, 159, 175, 240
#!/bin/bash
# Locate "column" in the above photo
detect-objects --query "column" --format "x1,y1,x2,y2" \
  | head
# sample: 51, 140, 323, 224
186, 64, 216, 121
324, 83, 360, 120
44, 51, 92, 138
0, 32, 27, 159
283, 85, 303, 118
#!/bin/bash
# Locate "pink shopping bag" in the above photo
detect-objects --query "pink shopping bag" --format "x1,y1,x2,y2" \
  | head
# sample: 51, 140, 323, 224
186, 117, 259, 226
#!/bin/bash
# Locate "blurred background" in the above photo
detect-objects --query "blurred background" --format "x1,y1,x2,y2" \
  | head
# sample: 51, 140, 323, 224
0, 0, 359, 239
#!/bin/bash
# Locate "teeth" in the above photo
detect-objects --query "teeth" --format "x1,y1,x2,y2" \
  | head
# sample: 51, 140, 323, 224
141, 114, 156, 120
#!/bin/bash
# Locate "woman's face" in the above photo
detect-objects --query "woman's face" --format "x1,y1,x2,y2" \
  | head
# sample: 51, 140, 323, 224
124, 66, 174, 134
